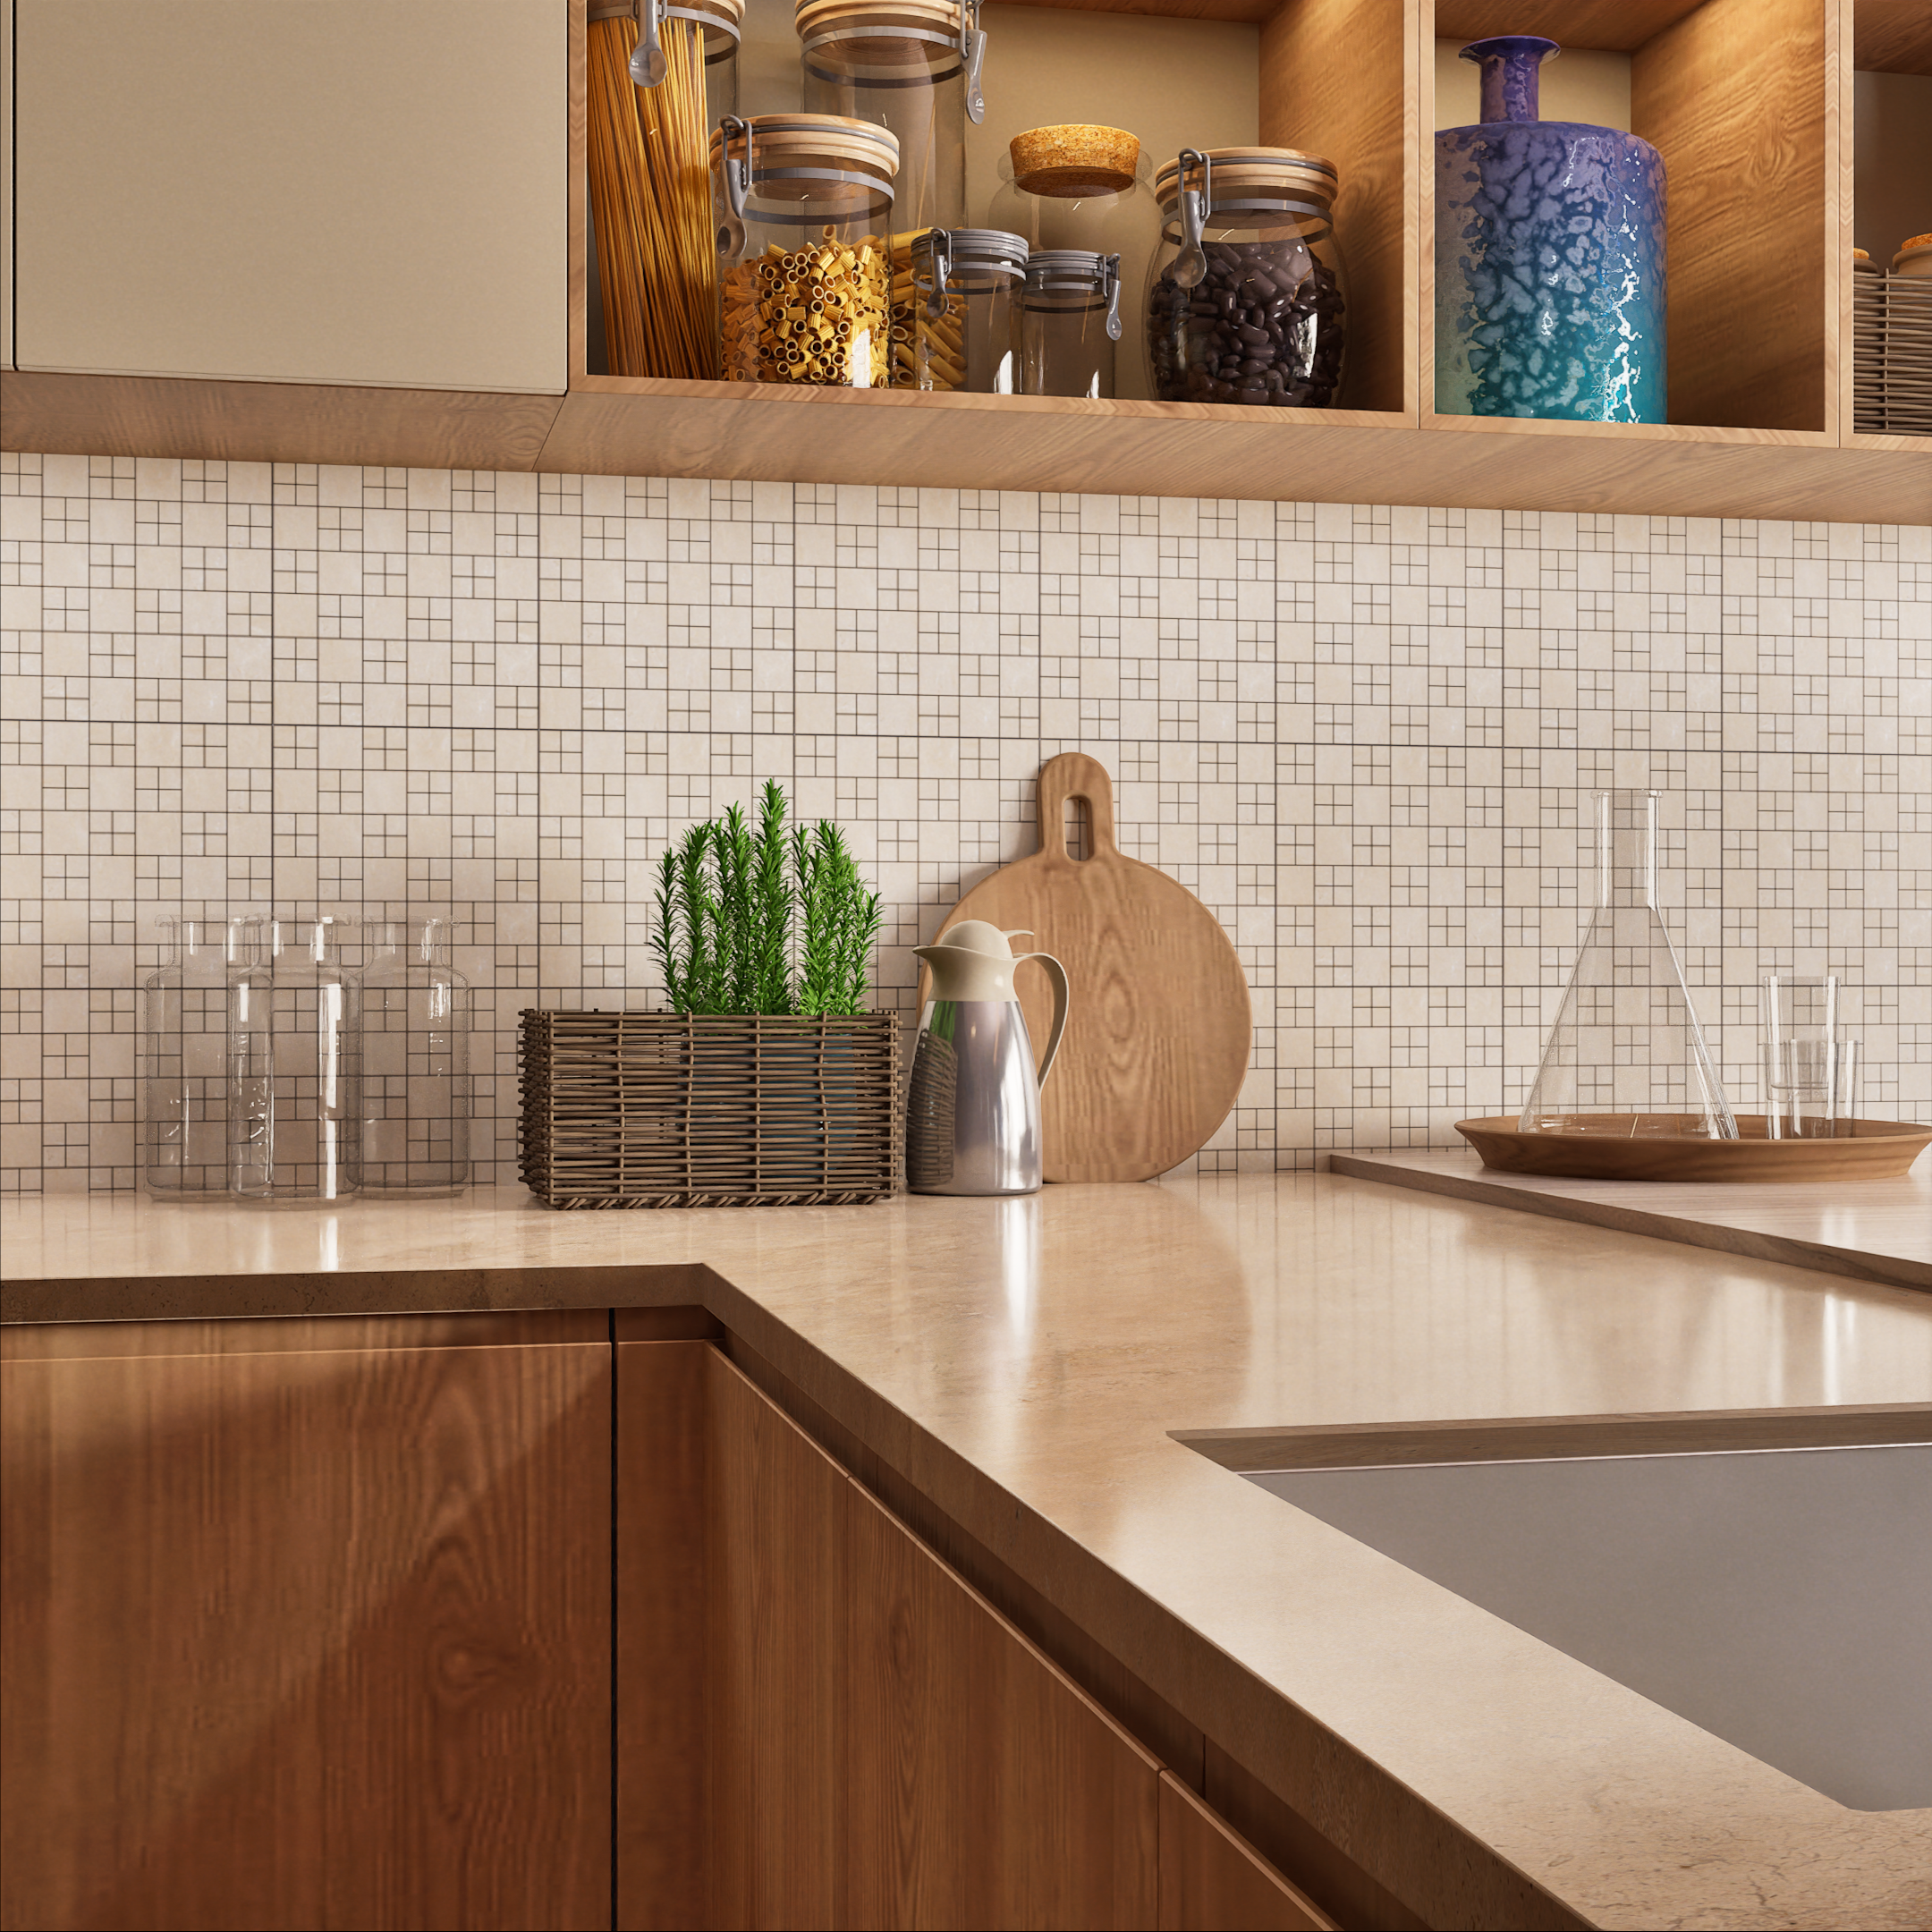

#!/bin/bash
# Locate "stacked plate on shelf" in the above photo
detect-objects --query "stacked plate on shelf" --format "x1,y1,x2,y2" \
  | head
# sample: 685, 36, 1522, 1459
1854, 241, 1932, 436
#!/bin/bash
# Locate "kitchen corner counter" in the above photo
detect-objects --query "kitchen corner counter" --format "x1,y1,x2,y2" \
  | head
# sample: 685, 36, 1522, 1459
5, 1175, 1931, 1932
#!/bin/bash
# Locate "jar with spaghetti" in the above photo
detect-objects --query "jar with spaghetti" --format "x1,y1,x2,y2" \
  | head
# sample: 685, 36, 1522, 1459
713, 114, 899, 387
902, 228, 1026, 392
1147, 147, 1349, 408
588, 0, 745, 379
797, 0, 985, 234
1021, 250, 1122, 399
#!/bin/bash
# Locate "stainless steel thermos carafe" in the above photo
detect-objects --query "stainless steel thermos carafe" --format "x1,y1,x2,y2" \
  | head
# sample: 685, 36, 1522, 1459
906, 920, 1069, 1195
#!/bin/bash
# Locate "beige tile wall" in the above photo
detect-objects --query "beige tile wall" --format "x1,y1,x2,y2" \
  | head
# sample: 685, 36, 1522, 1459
1, 452, 1927, 1193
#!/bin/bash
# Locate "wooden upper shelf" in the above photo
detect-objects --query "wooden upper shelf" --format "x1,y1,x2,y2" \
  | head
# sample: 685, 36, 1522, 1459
1852, 0, 1932, 72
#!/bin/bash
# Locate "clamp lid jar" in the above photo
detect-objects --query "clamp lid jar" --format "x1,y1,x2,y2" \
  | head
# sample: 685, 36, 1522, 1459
712, 113, 899, 387
588, 0, 745, 379
1148, 146, 1349, 408
1021, 248, 1122, 399
904, 226, 1026, 392
797, 0, 984, 233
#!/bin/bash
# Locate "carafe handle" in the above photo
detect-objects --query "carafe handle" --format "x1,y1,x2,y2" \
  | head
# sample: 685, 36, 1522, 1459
1019, 952, 1070, 1089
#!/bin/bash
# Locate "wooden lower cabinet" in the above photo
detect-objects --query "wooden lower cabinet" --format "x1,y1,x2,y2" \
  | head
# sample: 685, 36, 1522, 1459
617, 1340, 1164, 1930
1159, 1773, 1334, 1931
0, 1316, 613, 1932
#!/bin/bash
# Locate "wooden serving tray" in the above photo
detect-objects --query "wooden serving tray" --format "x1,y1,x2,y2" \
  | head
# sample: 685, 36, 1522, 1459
1453, 1115, 1932, 1183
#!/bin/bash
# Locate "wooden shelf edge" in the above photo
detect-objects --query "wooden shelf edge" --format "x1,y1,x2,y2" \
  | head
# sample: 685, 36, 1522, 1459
1421, 410, 1835, 448
0, 369, 565, 473
536, 383, 1931, 520
4, 367, 1923, 522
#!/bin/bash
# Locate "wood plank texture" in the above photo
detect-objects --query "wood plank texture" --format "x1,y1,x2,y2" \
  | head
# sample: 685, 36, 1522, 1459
708, 1344, 1162, 1929
0, 369, 564, 470
1631, 0, 1832, 432
931, 753, 1252, 1183
0, 1309, 607, 1361
999, 0, 1278, 19
1259, 0, 1413, 415
615, 1341, 710, 1932
0, 1339, 612, 1932
1852, 0, 1932, 72
533, 376, 1930, 518
1435, 0, 1706, 50
1158, 1774, 1336, 1930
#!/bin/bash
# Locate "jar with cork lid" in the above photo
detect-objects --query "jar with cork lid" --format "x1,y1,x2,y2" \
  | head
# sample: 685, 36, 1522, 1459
712, 114, 899, 386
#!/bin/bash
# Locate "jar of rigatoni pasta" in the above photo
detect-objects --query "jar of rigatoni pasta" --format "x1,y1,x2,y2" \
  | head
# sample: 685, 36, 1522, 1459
711, 114, 900, 387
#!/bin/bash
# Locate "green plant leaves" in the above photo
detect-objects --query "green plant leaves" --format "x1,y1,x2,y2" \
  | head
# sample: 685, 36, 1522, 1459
647, 782, 882, 1017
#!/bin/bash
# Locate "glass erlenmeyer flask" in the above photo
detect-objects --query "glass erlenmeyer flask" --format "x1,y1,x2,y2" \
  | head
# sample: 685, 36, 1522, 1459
1520, 790, 1736, 1139
361, 918, 471, 1195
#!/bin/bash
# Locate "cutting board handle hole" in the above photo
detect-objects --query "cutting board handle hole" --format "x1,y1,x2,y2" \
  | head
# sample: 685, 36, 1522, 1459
1063, 796, 1092, 863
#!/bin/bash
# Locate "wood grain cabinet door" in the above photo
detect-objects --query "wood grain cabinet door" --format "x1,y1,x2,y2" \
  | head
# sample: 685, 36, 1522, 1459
0, 1318, 612, 1932
1157, 1774, 1335, 1932
704, 1345, 1161, 1932
8, 0, 567, 393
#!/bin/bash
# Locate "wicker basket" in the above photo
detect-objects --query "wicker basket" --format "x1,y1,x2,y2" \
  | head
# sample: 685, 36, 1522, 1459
518, 1010, 901, 1208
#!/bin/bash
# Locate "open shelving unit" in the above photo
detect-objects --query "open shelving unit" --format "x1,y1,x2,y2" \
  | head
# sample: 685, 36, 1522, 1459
543, 0, 1928, 518
2, 0, 1922, 520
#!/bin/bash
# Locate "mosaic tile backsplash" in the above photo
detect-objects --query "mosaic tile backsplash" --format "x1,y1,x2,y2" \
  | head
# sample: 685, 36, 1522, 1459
2, 452, 1928, 1194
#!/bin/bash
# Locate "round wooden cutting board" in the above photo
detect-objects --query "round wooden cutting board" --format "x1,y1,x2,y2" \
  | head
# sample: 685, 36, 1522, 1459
928, 753, 1251, 1183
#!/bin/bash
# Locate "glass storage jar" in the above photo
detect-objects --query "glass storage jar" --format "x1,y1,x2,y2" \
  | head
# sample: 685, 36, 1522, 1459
1021, 249, 1122, 399
713, 113, 899, 386
588, 0, 744, 379
1148, 147, 1349, 407
142, 915, 250, 1199
361, 919, 472, 1196
987, 125, 1146, 259
228, 917, 362, 1203
903, 227, 1026, 391
797, 0, 983, 234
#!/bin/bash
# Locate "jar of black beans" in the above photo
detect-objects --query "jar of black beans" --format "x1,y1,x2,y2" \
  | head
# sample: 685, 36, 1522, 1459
1148, 147, 1349, 408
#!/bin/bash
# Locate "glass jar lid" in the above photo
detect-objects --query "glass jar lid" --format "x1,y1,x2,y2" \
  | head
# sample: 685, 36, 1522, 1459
1023, 249, 1123, 337
930, 227, 1028, 274
1010, 124, 1140, 197
1153, 145, 1339, 216
590, 0, 745, 64
795, 0, 985, 121
712, 113, 899, 257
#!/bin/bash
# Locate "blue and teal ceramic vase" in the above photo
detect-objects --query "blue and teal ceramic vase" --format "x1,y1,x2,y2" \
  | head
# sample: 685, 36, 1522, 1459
1436, 36, 1666, 422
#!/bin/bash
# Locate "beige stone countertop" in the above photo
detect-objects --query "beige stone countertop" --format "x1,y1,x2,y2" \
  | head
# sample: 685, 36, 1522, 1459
5, 1175, 1931, 1931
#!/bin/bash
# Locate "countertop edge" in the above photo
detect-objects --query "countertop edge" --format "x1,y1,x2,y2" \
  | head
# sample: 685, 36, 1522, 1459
1327, 1153, 1932, 1292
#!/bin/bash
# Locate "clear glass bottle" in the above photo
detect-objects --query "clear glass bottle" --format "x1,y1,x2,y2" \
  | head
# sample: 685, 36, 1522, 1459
713, 113, 899, 386
797, 0, 984, 235
361, 919, 472, 1196
1520, 792, 1736, 1139
228, 918, 363, 1202
142, 916, 250, 1199
1148, 147, 1350, 408
903, 227, 1026, 392
1021, 250, 1122, 400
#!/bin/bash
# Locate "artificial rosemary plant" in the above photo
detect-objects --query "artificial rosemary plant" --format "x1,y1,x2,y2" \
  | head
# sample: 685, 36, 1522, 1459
650, 781, 884, 1018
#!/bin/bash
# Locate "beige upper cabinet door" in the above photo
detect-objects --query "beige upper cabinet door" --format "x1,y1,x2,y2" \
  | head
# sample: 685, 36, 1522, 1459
11, 0, 566, 393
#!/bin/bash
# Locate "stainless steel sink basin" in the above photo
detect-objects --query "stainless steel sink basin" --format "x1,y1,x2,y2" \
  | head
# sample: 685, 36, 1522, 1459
1181, 1408, 1932, 1811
